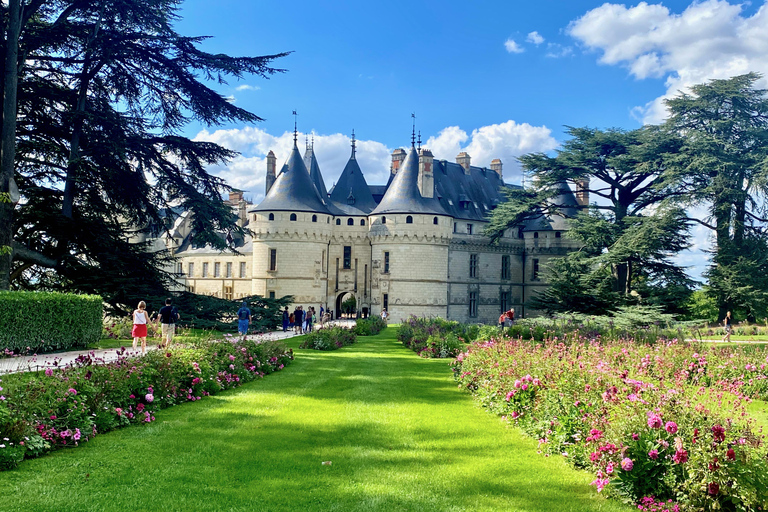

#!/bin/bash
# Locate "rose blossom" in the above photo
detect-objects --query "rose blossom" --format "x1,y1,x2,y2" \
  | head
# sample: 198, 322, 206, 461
620, 458, 634, 471
665, 421, 678, 434
145, 393, 154, 403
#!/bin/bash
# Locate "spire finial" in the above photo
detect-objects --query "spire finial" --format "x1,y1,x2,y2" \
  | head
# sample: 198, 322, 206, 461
351, 129, 356, 159
292, 110, 298, 146
417, 130, 422, 151
411, 113, 416, 148
305, 134, 309, 151
311, 135, 314, 150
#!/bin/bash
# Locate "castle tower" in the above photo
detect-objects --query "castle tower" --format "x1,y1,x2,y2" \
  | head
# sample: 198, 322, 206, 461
266, 151, 277, 195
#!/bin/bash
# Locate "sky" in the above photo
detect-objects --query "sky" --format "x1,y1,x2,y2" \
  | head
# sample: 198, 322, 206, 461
174, 0, 768, 282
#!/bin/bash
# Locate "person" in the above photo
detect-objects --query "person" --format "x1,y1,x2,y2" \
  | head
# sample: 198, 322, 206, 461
498, 311, 506, 332
157, 298, 180, 348
237, 301, 251, 340
132, 301, 150, 354
303, 306, 310, 333
282, 307, 290, 332
294, 306, 304, 334
289, 311, 295, 331
505, 308, 515, 328
722, 311, 733, 343
380, 309, 388, 321
306, 306, 314, 333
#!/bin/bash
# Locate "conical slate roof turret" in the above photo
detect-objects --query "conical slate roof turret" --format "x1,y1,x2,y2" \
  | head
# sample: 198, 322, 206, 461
371, 146, 446, 216
303, 143, 328, 199
329, 138, 377, 213
250, 142, 330, 214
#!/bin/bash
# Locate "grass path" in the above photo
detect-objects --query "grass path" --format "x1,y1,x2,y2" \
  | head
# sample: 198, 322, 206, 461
1, 329, 630, 512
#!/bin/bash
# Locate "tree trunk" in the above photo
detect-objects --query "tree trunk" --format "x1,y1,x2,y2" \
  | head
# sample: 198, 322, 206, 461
0, 0, 22, 290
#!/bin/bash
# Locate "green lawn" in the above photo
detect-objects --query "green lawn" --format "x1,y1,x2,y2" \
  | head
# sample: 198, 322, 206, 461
1, 328, 629, 512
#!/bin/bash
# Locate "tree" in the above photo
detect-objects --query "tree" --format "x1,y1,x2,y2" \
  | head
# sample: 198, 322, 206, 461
664, 73, 768, 321
0, 0, 288, 311
487, 126, 693, 314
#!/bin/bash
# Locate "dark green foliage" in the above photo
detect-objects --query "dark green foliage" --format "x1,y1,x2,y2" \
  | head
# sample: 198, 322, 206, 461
397, 316, 477, 358
352, 316, 387, 336
300, 327, 357, 351
0, 291, 101, 353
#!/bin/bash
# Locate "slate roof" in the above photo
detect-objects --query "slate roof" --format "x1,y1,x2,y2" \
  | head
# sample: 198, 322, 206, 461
371, 147, 447, 216
303, 145, 328, 199
328, 149, 377, 213
250, 142, 330, 214
431, 160, 515, 222
522, 181, 580, 231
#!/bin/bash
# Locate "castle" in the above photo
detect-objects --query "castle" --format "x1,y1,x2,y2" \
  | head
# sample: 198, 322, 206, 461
165, 130, 584, 324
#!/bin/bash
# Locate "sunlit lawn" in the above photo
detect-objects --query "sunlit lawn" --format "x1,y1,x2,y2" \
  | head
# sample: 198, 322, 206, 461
1, 328, 630, 512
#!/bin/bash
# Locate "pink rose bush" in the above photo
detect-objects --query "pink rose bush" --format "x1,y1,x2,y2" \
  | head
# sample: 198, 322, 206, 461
451, 335, 768, 510
0, 337, 293, 471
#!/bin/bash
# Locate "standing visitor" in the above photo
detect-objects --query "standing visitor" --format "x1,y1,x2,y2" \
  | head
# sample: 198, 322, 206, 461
282, 307, 290, 332
237, 301, 251, 340
722, 311, 733, 343
294, 306, 304, 334
157, 298, 180, 348
132, 301, 150, 354
306, 307, 314, 333
498, 311, 506, 332
380, 309, 388, 322
505, 308, 515, 328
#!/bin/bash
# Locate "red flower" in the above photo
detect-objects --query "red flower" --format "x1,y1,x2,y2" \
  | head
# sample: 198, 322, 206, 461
708, 482, 719, 495
726, 448, 736, 461
712, 424, 725, 443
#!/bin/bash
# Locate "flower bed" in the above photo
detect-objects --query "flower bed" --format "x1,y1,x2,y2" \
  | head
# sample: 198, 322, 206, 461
452, 335, 768, 510
352, 317, 387, 336
397, 316, 479, 358
300, 326, 357, 350
0, 337, 293, 471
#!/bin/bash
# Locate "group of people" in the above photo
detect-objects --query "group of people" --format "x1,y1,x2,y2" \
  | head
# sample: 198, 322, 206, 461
282, 305, 324, 334
131, 298, 180, 354
498, 308, 515, 331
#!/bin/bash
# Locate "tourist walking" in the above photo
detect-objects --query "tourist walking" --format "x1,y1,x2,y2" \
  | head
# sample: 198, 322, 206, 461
380, 309, 388, 321
305, 307, 314, 333
294, 307, 304, 334
157, 298, 180, 348
237, 301, 251, 340
132, 301, 150, 354
722, 311, 733, 343
282, 307, 290, 332
498, 311, 506, 332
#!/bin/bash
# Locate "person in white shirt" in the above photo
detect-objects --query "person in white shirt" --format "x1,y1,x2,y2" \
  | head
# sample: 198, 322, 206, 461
131, 301, 150, 354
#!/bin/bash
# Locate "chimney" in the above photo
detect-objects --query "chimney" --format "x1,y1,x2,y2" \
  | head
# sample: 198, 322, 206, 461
228, 190, 244, 204
575, 178, 589, 207
490, 159, 502, 179
391, 148, 406, 175
456, 152, 471, 175
266, 151, 276, 195
418, 148, 434, 199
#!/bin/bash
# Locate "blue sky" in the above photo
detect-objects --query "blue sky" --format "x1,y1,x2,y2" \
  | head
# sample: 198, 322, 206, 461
175, 0, 768, 280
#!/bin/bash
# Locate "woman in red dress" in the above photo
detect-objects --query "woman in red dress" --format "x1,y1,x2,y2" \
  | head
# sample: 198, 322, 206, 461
132, 301, 150, 354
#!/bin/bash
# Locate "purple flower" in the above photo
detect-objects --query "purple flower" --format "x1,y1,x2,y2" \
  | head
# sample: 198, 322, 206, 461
45, 368, 53, 377
620, 458, 633, 471
648, 449, 659, 460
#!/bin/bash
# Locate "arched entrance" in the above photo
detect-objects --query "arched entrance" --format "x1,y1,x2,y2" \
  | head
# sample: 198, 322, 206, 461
335, 292, 356, 319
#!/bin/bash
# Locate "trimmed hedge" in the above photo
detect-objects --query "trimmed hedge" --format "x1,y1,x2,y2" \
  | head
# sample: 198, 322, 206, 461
300, 326, 357, 350
352, 316, 387, 336
0, 291, 102, 353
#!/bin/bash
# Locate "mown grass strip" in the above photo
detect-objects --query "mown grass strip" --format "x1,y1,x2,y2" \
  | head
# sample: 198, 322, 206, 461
1, 328, 630, 512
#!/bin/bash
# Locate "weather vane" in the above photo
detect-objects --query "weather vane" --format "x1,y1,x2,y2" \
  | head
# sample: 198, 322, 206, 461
351, 129, 356, 158
411, 113, 416, 148
292, 110, 298, 144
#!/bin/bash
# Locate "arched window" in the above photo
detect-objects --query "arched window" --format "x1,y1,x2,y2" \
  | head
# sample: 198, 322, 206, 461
381, 216, 386, 224
406, 215, 413, 224
312, 214, 317, 223
433, 217, 438, 225
336, 218, 341, 225
533, 232, 539, 238
360, 219, 366, 226
268, 213, 274, 221
347, 218, 354, 226
290, 213, 297, 221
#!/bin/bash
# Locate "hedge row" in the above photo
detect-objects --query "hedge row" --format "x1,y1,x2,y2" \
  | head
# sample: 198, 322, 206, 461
0, 291, 102, 353
300, 326, 357, 350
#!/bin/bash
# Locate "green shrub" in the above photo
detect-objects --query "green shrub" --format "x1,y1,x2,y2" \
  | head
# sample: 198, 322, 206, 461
300, 326, 357, 350
398, 316, 476, 358
0, 291, 102, 354
353, 316, 387, 336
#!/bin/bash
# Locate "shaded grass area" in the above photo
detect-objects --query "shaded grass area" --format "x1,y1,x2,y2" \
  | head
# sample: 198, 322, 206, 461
1, 328, 629, 512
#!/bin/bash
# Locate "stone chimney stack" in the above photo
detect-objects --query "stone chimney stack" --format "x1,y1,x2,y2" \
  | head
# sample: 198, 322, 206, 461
490, 159, 502, 179
265, 151, 277, 195
228, 190, 244, 204
390, 148, 406, 176
456, 152, 471, 175
575, 178, 590, 207
418, 148, 434, 199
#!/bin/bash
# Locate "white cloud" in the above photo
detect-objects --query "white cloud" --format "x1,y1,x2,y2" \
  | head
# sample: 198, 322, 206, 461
527, 31, 545, 45
545, 43, 574, 59
235, 84, 260, 92
504, 38, 524, 53
567, 0, 768, 123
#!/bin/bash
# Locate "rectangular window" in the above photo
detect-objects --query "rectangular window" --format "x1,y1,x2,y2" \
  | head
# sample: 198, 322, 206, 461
532, 258, 540, 280
269, 249, 277, 271
240, 261, 246, 278
501, 255, 510, 280
214, 262, 221, 277
364, 264, 368, 297
453, 222, 457, 233
176, 262, 183, 275
224, 286, 233, 300
383, 252, 390, 273
383, 293, 389, 311
466, 223, 473, 235
500, 291, 509, 313
343, 246, 352, 269
469, 291, 478, 318
188, 262, 194, 277
202, 262, 209, 278
226, 262, 232, 278
335, 258, 340, 291
269, 291, 276, 299
469, 254, 478, 278
322, 250, 326, 270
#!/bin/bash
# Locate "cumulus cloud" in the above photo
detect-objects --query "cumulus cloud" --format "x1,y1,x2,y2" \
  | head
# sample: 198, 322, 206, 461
545, 43, 574, 58
567, 0, 768, 123
504, 38, 524, 53
527, 31, 545, 45
235, 84, 260, 92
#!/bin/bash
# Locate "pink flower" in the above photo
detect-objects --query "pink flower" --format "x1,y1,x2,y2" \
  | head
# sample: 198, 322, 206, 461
73, 428, 81, 441
45, 368, 53, 377
514, 380, 521, 389
591, 477, 609, 493
229, 355, 236, 361
67, 388, 77, 395
532, 378, 541, 386
505, 391, 514, 401
665, 421, 678, 434
145, 393, 154, 403
631, 433, 639, 440
672, 449, 688, 464
647, 413, 663, 429
620, 458, 633, 471
605, 462, 614, 474
648, 449, 659, 460
521, 383, 529, 391
726, 448, 735, 461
